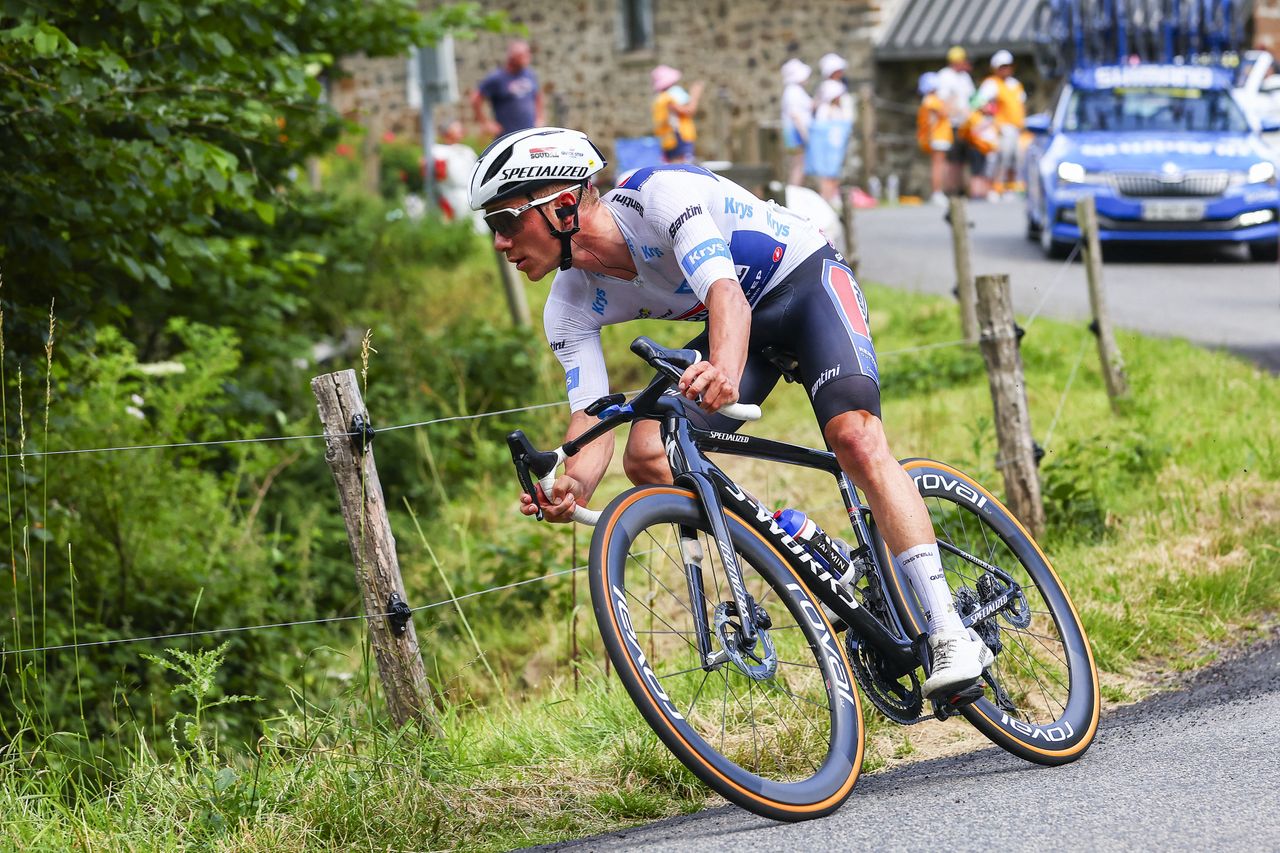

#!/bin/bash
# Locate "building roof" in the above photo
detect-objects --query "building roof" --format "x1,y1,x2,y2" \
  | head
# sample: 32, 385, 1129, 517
876, 0, 1037, 61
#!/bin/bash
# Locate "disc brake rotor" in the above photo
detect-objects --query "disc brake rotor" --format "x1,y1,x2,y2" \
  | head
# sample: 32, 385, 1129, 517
713, 601, 777, 681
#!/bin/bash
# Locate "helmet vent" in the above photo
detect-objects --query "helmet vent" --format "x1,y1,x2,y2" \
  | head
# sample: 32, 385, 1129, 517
482, 147, 515, 185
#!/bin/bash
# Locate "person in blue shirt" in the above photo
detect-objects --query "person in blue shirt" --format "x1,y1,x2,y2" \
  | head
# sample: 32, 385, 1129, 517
470, 40, 545, 137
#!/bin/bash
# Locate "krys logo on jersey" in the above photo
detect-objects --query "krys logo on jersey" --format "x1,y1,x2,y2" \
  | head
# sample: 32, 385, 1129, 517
680, 239, 731, 276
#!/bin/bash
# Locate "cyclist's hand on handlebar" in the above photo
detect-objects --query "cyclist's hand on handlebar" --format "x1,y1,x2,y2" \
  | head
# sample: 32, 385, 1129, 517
520, 475, 586, 523
678, 360, 739, 413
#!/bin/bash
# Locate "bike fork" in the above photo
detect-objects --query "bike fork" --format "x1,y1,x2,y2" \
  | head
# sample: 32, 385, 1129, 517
677, 471, 759, 646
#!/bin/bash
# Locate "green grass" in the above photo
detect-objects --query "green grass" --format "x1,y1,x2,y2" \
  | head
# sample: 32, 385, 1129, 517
4, 264, 1279, 850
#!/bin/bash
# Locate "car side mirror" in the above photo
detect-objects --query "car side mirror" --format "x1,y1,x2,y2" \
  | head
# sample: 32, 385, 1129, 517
1025, 113, 1052, 135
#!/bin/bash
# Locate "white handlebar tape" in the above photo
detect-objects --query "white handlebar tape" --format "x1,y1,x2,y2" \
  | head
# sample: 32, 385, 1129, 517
537, 449, 601, 527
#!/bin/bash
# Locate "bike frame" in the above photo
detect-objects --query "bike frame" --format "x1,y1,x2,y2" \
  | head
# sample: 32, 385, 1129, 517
559, 387, 924, 678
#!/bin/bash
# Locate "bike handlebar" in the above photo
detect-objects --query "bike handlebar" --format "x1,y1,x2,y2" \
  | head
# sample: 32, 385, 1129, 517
508, 335, 763, 527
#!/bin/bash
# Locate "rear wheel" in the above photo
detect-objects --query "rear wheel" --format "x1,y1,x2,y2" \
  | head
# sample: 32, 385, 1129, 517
590, 485, 864, 821
884, 460, 1100, 765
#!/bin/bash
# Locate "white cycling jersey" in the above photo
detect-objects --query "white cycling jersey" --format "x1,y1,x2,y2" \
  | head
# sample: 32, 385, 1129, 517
546, 165, 828, 411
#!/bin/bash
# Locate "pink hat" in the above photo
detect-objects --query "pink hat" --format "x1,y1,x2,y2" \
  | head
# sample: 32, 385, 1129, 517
651, 65, 682, 92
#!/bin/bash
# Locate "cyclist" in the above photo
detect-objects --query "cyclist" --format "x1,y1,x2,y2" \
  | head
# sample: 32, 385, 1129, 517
468, 127, 993, 699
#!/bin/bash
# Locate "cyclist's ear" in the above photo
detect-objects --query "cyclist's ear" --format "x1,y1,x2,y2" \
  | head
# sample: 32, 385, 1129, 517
555, 190, 580, 223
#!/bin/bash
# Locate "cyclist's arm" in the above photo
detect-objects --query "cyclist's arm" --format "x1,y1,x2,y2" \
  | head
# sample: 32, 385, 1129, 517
519, 409, 613, 523
678, 278, 749, 411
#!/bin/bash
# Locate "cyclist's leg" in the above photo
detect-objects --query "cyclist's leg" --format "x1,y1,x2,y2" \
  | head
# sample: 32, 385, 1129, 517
789, 249, 989, 695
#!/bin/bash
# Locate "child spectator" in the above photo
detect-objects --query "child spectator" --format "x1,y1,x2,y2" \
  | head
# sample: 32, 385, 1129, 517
807, 78, 855, 207
651, 65, 703, 163
916, 71, 952, 207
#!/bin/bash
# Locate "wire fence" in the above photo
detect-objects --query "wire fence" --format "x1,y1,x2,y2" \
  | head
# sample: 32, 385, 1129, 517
2, 237, 1095, 666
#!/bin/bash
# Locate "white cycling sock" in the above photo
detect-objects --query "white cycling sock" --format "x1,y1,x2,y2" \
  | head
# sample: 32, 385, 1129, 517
895, 542, 964, 636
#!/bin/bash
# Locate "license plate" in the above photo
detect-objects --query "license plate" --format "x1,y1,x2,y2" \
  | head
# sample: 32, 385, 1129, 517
1141, 200, 1206, 221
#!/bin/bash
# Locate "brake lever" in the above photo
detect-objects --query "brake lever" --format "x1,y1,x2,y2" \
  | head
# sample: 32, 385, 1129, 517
507, 431, 545, 521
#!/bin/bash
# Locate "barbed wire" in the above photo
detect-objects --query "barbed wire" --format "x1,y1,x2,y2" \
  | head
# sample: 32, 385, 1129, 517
0, 563, 590, 659
1042, 333, 1093, 453
1025, 240, 1083, 329
2, 330, 994, 463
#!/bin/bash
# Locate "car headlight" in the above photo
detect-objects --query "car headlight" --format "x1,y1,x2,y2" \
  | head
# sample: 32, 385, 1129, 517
1247, 161, 1277, 185
1057, 161, 1086, 183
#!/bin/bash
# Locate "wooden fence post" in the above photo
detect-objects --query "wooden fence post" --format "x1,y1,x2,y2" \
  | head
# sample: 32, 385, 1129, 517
975, 274, 1046, 538
858, 82, 877, 187
495, 250, 531, 328
949, 196, 979, 342
312, 369, 440, 733
841, 190, 860, 278
361, 105, 383, 197
1075, 195, 1130, 410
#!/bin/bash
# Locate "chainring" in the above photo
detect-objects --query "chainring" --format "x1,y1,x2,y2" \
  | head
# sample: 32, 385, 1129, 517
845, 635, 923, 724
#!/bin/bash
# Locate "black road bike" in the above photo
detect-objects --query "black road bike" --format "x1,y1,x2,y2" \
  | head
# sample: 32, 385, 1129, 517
508, 337, 1100, 822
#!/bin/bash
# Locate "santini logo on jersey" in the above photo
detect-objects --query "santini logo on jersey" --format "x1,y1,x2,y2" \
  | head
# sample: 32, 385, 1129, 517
615, 195, 644, 215
499, 165, 590, 180
668, 205, 702, 238
680, 239, 730, 275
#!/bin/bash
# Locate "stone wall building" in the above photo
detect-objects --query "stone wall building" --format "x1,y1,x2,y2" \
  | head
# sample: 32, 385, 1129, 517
333, 0, 899, 183
332, 0, 1280, 199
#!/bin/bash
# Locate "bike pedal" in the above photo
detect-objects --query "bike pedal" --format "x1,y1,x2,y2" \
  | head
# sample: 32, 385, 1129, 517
948, 682, 985, 707
930, 682, 985, 721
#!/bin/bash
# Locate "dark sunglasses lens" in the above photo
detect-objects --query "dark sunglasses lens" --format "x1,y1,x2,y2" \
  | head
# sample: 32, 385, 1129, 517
486, 211, 521, 237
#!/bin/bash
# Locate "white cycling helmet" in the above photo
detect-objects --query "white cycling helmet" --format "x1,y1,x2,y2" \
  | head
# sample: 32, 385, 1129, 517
468, 127, 607, 211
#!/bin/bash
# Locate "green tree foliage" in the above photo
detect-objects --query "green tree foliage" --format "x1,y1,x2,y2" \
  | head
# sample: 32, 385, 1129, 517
0, 0, 503, 378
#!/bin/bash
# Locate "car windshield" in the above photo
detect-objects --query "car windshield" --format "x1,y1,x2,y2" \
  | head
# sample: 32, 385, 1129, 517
1064, 87, 1250, 133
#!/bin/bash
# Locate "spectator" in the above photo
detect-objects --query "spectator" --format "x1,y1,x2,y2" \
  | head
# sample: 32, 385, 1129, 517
470, 40, 544, 137
809, 53, 856, 205
977, 50, 1027, 197
959, 96, 999, 201
935, 45, 978, 197
651, 65, 704, 163
915, 72, 952, 207
817, 52, 856, 117
432, 120, 485, 232
780, 58, 813, 186
807, 79, 855, 207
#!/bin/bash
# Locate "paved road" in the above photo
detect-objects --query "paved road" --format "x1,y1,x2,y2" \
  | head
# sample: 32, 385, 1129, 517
528, 628, 1280, 852
852, 201, 1280, 369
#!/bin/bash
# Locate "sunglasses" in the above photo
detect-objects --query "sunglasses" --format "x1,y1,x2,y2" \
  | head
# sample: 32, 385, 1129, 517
482, 188, 570, 238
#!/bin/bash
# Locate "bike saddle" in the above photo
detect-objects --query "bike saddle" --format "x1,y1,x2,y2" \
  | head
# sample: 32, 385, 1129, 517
761, 346, 801, 384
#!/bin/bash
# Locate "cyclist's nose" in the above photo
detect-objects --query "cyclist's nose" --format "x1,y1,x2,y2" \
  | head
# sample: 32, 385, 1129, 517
493, 231, 513, 251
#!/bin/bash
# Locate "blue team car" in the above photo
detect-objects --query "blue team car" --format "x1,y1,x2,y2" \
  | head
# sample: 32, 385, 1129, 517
1024, 64, 1280, 261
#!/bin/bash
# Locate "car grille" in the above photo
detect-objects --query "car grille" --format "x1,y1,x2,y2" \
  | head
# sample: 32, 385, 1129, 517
1111, 171, 1230, 197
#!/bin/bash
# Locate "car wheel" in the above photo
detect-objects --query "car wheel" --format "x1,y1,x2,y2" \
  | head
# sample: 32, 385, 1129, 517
1247, 239, 1279, 262
1039, 212, 1071, 259
1026, 213, 1042, 241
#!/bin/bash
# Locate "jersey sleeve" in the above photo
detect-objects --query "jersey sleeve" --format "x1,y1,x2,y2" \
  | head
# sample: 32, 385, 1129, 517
639, 174, 739, 302
543, 272, 609, 412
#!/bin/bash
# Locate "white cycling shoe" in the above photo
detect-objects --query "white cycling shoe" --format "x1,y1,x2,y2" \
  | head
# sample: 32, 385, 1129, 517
922, 629, 996, 700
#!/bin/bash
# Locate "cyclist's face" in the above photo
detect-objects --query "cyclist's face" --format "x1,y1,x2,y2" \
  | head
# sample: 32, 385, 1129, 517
486, 190, 576, 281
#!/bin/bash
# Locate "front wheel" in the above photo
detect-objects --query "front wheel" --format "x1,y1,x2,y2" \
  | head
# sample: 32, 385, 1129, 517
590, 485, 864, 822
1247, 238, 1279, 263
884, 460, 1100, 765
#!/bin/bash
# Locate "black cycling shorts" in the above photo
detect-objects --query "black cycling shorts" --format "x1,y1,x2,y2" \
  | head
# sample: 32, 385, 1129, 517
683, 243, 881, 433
